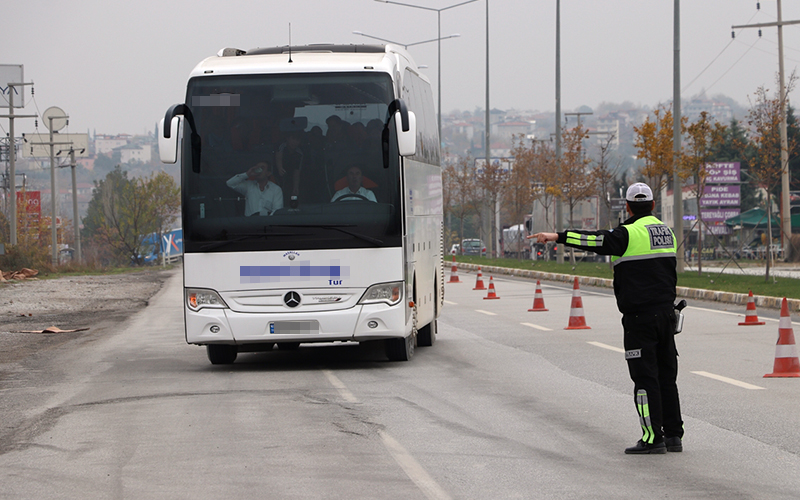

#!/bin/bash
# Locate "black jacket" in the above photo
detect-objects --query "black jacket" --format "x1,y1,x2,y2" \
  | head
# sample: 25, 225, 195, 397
556, 212, 677, 314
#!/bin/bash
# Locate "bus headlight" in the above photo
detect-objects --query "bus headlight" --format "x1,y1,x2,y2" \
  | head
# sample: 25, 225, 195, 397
186, 288, 229, 311
359, 282, 403, 306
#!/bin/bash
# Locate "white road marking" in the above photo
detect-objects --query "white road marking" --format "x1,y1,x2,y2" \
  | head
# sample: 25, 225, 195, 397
379, 430, 453, 500
443, 300, 457, 305
687, 306, 800, 325
521, 322, 553, 331
691, 371, 766, 390
587, 341, 625, 353
323, 370, 358, 403
323, 370, 452, 500
475, 309, 497, 316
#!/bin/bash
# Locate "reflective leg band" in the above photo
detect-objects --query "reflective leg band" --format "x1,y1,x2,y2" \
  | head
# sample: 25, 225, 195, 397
636, 389, 655, 444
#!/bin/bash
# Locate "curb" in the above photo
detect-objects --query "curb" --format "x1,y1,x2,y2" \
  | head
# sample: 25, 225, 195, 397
455, 263, 800, 313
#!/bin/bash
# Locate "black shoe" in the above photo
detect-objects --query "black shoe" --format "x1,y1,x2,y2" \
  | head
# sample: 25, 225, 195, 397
665, 436, 682, 452
624, 439, 666, 454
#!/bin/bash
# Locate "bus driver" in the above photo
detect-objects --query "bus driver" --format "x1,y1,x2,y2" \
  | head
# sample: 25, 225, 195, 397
331, 165, 377, 203
226, 161, 284, 216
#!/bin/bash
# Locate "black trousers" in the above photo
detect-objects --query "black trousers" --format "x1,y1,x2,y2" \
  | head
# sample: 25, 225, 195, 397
622, 308, 683, 443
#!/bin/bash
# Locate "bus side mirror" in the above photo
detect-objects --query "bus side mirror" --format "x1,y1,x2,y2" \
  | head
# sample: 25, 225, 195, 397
159, 115, 181, 164
396, 110, 416, 157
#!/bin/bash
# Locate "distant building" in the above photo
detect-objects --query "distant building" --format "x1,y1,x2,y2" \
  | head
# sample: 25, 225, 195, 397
493, 121, 534, 142
95, 135, 131, 155
116, 143, 152, 164
683, 98, 733, 124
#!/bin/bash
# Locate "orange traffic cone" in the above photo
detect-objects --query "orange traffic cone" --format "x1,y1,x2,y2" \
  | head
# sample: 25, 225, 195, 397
448, 255, 461, 283
528, 280, 548, 311
473, 267, 486, 290
564, 277, 591, 330
764, 297, 800, 378
738, 290, 765, 325
483, 276, 500, 300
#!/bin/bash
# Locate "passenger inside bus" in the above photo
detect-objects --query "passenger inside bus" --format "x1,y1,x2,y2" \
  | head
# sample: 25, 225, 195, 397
226, 161, 284, 216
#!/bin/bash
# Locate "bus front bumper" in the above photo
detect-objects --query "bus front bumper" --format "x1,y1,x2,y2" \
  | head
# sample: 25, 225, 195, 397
185, 302, 408, 345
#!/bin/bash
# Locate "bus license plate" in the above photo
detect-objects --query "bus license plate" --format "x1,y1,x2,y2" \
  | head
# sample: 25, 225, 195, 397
269, 321, 319, 335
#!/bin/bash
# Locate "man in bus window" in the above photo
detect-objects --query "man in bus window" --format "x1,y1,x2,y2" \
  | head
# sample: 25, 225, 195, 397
331, 165, 377, 202
226, 161, 284, 215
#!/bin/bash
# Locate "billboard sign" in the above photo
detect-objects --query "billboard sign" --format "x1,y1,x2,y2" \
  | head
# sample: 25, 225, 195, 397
705, 162, 740, 183
0, 64, 24, 108
16, 190, 41, 228
700, 185, 740, 207
700, 208, 740, 223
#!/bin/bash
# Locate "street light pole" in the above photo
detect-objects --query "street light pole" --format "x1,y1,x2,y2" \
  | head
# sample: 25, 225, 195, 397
555, 0, 563, 263
374, 0, 478, 142
353, 31, 460, 50
673, 0, 684, 272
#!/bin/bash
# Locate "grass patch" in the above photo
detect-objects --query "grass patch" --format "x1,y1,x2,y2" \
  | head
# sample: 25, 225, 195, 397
455, 256, 800, 300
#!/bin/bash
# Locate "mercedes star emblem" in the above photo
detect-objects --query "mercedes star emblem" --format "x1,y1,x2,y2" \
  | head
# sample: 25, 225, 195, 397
284, 291, 301, 308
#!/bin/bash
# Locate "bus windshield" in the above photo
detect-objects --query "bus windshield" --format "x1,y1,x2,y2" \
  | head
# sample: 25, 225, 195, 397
182, 72, 401, 253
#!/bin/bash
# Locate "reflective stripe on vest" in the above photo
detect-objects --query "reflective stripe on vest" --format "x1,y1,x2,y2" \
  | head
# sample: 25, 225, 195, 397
611, 215, 676, 267
565, 232, 604, 247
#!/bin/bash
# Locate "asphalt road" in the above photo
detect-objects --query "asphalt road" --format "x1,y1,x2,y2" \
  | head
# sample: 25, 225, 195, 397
1, 269, 799, 499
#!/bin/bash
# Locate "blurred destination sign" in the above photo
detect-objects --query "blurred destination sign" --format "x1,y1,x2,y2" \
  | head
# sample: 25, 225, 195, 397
21, 133, 89, 158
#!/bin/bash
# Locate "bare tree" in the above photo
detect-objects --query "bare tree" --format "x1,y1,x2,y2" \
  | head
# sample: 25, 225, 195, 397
443, 155, 480, 249
736, 80, 797, 281
476, 156, 507, 257
559, 124, 597, 263
591, 132, 621, 229
683, 111, 727, 275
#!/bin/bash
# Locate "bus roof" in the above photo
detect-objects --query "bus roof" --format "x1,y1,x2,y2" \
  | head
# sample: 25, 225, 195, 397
188, 44, 426, 82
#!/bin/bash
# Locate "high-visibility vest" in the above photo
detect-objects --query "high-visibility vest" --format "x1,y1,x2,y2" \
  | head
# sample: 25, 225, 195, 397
611, 215, 676, 267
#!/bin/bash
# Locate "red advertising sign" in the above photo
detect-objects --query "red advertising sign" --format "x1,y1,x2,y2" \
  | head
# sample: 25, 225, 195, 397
16, 190, 41, 215
16, 191, 41, 227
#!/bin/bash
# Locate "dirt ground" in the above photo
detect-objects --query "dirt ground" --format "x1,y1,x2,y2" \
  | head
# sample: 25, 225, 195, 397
0, 267, 175, 367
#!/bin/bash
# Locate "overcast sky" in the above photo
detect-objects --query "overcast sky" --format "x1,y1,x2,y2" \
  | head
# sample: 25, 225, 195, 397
3, 1, 800, 137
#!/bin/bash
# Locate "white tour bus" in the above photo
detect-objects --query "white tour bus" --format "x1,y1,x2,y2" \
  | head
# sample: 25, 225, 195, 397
159, 44, 444, 364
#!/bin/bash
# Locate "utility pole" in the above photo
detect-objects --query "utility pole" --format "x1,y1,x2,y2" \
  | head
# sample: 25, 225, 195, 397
30, 107, 71, 265
59, 147, 83, 263
564, 111, 592, 128
673, 0, 684, 272
484, 0, 493, 257
0, 81, 36, 246
732, 1, 800, 261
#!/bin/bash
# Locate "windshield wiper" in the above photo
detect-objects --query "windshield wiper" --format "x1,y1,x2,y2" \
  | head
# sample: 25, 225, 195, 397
280, 224, 384, 246
198, 230, 296, 251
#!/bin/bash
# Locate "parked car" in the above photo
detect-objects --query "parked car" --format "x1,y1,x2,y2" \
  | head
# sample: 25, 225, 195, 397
450, 244, 460, 255
461, 239, 487, 256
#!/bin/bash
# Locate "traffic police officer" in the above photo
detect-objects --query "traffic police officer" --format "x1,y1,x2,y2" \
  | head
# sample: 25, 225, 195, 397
528, 182, 683, 454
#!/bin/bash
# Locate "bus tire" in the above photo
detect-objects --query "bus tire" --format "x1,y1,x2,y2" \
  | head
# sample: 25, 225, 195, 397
207, 344, 237, 364
417, 319, 436, 347
386, 335, 414, 361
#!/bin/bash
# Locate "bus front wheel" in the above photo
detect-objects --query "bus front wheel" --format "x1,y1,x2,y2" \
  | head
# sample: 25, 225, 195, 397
385, 335, 414, 361
207, 344, 238, 364
417, 320, 436, 347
